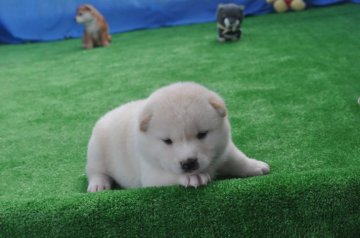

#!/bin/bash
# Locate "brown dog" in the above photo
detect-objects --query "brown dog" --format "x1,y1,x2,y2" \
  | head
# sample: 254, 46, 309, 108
75, 4, 111, 49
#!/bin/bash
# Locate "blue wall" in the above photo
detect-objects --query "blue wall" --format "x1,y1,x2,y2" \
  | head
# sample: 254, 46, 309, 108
0, 0, 358, 44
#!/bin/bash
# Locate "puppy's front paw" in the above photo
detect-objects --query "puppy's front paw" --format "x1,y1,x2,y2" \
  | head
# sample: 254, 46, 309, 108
83, 44, 94, 49
87, 176, 111, 192
218, 36, 226, 42
245, 158, 270, 177
179, 174, 211, 188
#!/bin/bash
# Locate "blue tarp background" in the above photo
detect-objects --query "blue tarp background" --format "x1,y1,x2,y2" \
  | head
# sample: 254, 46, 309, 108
0, 0, 358, 44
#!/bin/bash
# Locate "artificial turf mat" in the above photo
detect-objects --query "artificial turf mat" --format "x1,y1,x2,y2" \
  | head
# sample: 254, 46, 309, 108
1, 3, 360, 237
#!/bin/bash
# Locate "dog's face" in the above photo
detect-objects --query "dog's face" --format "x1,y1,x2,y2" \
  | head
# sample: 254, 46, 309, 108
138, 83, 230, 175
75, 5, 94, 24
217, 4, 244, 30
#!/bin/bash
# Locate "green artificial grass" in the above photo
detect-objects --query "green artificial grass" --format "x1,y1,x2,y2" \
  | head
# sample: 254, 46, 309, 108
1, 3, 360, 237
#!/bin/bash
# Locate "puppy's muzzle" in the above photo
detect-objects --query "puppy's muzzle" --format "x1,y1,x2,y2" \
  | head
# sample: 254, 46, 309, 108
180, 158, 199, 172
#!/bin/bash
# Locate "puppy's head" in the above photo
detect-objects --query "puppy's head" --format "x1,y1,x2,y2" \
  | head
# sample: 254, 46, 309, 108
217, 4, 244, 30
138, 82, 230, 175
75, 4, 95, 24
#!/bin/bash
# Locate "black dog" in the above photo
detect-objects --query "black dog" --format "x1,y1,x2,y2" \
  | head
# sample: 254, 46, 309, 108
217, 4, 244, 42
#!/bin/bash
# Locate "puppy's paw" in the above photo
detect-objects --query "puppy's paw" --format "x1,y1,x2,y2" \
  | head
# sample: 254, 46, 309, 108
179, 173, 211, 188
83, 44, 94, 49
244, 158, 270, 177
102, 41, 110, 47
218, 36, 226, 42
87, 175, 111, 192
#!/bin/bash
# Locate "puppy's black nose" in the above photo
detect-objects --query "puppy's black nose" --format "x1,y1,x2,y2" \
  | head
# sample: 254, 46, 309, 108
180, 158, 199, 172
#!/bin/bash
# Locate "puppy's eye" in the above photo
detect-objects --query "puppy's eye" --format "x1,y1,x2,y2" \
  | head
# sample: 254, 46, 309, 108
197, 131, 208, 140
162, 138, 173, 145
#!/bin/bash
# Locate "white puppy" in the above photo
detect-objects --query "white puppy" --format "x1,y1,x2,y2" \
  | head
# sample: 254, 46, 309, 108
86, 82, 269, 192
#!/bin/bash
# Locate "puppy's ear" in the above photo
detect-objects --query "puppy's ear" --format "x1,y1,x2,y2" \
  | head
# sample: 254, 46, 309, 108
209, 98, 227, 117
81, 5, 88, 10
217, 4, 225, 11
217, 4, 225, 16
238, 5, 245, 16
83, 4, 93, 12
139, 112, 152, 132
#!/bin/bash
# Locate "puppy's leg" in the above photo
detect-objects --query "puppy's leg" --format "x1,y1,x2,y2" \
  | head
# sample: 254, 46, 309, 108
140, 162, 180, 187
217, 29, 226, 42
83, 31, 94, 49
100, 29, 110, 47
219, 142, 270, 177
230, 31, 241, 41
86, 136, 112, 192
142, 172, 211, 188
87, 174, 112, 192
140, 163, 211, 188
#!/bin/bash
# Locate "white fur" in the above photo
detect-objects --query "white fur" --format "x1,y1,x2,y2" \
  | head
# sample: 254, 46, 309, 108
224, 18, 230, 28
86, 82, 270, 192
86, 20, 99, 36
76, 12, 99, 38
75, 12, 93, 24
233, 20, 240, 32
224, 18, 239, 32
